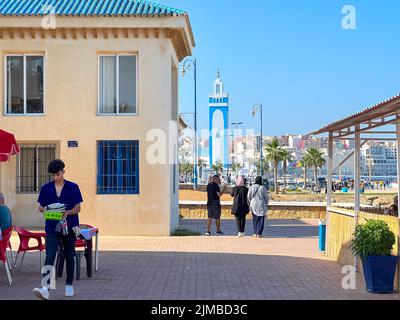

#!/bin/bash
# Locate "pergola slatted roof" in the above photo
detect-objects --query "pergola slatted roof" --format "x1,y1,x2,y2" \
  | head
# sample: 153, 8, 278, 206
309, 93, 400, 136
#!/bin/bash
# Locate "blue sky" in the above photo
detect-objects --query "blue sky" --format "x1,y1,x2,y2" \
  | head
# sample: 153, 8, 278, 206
161, 0, 400, 136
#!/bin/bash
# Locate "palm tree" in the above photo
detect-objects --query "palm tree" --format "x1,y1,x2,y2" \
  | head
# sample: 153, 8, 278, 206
230, 162, 241, 177
266, 139, 284, 194
281, 149, 293, 193
255, 158, 269, 178
212, 160, 224, 176
179, 162, 185, 177
179, 161, 193, 182
299, 154, 312, 190
306, 148, 326, 189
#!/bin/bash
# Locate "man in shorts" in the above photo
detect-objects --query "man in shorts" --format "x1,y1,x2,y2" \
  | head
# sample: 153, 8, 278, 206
205, 175, 227, 236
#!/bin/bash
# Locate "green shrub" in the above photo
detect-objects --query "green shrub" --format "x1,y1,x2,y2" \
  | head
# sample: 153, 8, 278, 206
351, 220, 396, 258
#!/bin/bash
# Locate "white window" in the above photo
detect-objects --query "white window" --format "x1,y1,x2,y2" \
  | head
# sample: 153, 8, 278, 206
5, 55, 44, 115
98, 54, 137, 115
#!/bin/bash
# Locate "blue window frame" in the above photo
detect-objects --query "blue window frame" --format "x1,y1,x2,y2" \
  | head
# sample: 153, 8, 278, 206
97, 141, 139, 194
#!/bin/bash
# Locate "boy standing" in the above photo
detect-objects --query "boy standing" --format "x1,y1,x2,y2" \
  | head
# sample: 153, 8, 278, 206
33, 160, 83, 300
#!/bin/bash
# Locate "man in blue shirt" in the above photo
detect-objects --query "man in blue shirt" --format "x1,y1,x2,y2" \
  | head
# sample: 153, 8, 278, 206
0, 193, 13, 234
33, 159, 83, 300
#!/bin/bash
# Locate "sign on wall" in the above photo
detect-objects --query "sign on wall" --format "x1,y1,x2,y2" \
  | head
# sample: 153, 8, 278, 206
68, 141, 78, 148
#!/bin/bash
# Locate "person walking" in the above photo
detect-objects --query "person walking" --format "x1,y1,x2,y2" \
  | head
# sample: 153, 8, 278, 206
206, 175, 227, 236
388, 196, 398, 217
231, 177, 250, 237
33, 159, 83, 300
247, 176, 269, 238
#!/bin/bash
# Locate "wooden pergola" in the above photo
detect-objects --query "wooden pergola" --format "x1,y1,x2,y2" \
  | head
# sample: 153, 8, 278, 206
309, 93, 400, 270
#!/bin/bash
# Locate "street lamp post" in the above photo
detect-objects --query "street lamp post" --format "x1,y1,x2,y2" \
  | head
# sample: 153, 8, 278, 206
251, 103, 264, 177
230, 122, 243, 178
181, 58, 198, 190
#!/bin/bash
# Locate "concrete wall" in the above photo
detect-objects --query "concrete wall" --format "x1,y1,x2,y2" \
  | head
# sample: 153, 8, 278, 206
0, 18, 191, 236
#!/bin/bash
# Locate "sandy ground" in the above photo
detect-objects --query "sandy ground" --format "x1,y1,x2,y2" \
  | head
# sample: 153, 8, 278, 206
179, 190, 397, 206
180, 190, 233, 202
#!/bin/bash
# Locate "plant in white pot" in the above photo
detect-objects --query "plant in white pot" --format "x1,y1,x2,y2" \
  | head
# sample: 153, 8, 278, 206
351, 219, 398, 293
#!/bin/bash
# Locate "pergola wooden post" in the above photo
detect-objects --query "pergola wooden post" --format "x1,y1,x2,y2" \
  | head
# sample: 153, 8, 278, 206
396, 118, 400, 287
353, 124, 361, 272
326, 132, 333, 255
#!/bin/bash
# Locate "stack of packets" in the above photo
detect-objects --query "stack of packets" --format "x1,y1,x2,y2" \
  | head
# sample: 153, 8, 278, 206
47, 203, 66, 214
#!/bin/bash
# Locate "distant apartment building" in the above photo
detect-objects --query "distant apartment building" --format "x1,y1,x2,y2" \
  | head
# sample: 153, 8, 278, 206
276, 135, 289, 147
184, 132, 394, 179
287, 134, 303, 149
360, 142, 398, 176
303, 136, 321, 149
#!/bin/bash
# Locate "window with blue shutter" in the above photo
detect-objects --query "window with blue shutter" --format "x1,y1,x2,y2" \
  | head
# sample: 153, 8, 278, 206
97, 141, 139, 194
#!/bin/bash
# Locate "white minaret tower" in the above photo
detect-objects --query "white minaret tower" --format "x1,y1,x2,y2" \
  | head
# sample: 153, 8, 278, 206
209, 69, 229, 168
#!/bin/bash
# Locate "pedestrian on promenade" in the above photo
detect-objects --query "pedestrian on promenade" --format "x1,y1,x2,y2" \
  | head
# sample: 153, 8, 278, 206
231, 177, 250, 237
388, 196, 398, 217
247, 176, 269, 238
33, 159, 83, 300
205, 175, 227, 236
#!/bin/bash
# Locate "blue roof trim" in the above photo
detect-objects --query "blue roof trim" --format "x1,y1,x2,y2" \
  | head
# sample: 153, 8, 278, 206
0, 0, 186, 16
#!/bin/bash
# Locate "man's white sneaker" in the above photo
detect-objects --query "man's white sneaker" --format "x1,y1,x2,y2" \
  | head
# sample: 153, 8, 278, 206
238, 232, 242, 237
33, 287, 49, 300
65, 285, 74, 297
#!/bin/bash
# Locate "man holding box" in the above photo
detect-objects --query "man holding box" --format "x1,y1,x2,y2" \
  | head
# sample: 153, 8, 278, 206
33, 159, 83, 300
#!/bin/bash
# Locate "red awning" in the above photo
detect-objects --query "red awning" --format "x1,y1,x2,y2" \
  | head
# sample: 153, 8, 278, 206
0, 129, 20, 162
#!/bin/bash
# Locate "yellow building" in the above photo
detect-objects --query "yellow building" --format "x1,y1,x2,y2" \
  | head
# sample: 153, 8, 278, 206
0, 0, 195, 236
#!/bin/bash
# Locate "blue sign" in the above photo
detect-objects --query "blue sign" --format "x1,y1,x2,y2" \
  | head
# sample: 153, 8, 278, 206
68, 141, 78, 148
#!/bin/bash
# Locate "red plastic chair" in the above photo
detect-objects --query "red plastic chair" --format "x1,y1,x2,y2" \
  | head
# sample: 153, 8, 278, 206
14, 226, 46, 270
7, 241, 15, 268
0, 227, 13, 285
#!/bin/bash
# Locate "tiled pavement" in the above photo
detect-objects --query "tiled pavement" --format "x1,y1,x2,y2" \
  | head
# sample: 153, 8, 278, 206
0, 219, 399, 300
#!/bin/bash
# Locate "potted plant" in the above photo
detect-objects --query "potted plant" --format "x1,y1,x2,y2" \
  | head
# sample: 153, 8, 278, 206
351, 220, 398, 293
